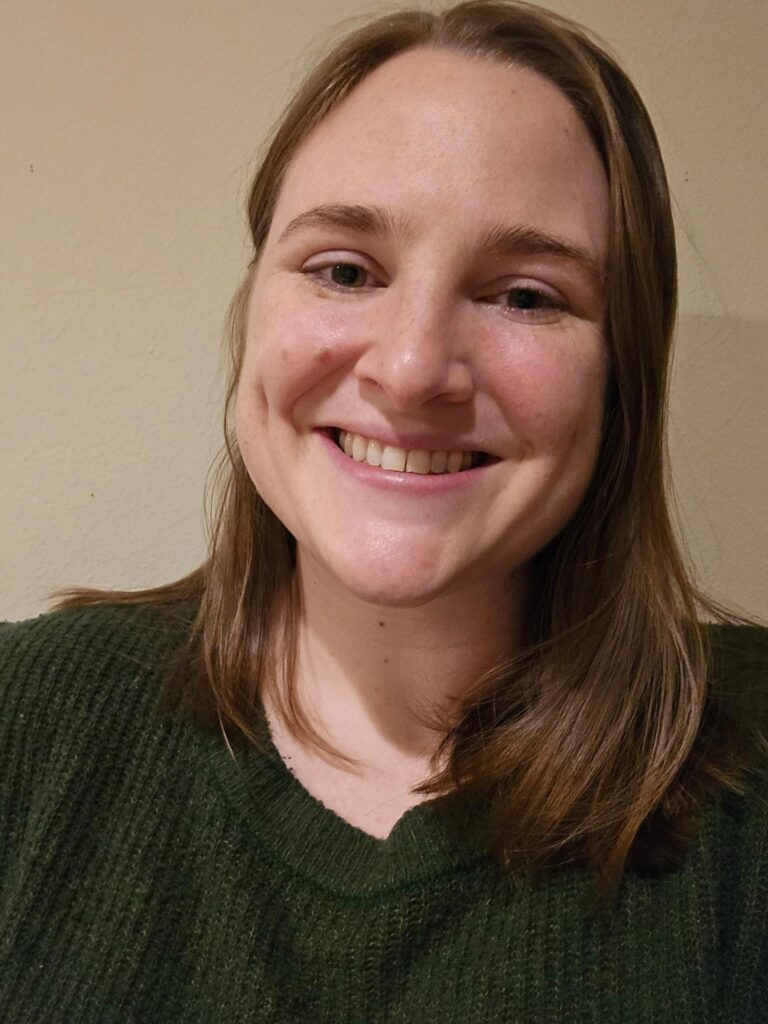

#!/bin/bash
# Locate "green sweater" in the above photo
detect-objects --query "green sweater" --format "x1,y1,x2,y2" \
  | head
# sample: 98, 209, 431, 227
1, 604, 767, 1023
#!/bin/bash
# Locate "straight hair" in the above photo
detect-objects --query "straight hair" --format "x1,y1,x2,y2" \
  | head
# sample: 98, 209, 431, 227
56, 1, 767, 908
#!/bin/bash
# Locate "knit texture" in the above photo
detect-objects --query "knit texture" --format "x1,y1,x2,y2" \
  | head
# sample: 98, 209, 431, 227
1, 604, 767, 1023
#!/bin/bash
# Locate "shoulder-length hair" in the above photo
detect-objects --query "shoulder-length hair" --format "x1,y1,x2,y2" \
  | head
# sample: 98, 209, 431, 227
57, 0, 766, 906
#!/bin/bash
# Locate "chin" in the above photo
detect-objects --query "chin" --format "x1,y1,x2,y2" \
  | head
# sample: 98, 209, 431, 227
344, 578, 451, 609
306, 547, 458, 608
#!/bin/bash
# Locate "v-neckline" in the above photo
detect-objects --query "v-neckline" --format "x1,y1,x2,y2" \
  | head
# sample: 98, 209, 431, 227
200, 694, 494, 896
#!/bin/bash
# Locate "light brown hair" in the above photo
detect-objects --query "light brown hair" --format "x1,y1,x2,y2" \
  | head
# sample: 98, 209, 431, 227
57, 0, 766, 907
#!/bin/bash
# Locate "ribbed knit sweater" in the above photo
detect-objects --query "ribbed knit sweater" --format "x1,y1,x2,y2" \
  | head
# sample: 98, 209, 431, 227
1, 604, 767, 1023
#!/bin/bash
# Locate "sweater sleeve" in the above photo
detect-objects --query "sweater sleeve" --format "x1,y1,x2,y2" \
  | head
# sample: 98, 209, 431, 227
0, 604, 190, 959
0, 613, 64, 871
0, 606, 157, 812
706, 623, 768, 1020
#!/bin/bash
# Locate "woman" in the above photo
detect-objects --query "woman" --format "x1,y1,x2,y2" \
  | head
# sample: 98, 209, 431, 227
2, 2, 766, 1021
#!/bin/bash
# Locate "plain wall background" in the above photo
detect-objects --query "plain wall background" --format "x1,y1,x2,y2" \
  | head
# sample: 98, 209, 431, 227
2, 0, 766, 623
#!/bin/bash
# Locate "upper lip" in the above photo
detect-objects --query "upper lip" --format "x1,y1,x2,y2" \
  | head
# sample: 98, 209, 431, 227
320, 425, 495, 456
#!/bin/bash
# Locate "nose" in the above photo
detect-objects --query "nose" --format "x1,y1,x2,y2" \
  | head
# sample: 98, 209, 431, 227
353, 284, 474, 410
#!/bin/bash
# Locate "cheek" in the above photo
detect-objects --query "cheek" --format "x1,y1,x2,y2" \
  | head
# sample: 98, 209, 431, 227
243, 283, 353, 411
487, 331, 606, 456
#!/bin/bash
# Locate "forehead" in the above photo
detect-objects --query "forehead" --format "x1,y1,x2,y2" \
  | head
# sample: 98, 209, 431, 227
271, 47, 609, 261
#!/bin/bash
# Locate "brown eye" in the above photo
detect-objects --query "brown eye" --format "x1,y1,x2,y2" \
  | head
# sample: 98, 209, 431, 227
330, 263, 367, 287
507, 287, 550, 310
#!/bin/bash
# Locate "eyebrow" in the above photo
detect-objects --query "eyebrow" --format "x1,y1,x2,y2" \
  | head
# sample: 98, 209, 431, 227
474, 222, 602, 283
278, 203, 415, 244
278, 202, 602, 283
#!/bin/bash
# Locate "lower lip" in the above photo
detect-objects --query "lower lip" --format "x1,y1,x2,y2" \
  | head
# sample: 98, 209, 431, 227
316, 430, 498, 494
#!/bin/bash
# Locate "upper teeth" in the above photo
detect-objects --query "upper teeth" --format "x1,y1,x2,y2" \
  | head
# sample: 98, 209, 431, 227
337, 430, 476, 474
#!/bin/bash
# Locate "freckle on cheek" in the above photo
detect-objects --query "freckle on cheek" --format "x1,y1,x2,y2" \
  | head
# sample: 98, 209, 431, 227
315, 346, 332, 364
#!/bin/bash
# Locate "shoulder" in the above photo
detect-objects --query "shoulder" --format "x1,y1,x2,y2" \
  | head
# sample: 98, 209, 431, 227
705, 621, 768, 725
699, 625, 768, 987
706, 620, 768, 671
0, 600, 193, 706
703, 621, 768, 841
0, 602, 195, 780
0, 598, 193, 657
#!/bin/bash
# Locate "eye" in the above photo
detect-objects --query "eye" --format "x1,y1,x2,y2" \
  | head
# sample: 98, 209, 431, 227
484, 283, 568, 322
507, 288, 551, 310
303, 261, 376, 290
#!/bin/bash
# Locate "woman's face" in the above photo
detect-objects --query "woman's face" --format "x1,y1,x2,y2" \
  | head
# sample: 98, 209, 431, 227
236, 47, 609, 606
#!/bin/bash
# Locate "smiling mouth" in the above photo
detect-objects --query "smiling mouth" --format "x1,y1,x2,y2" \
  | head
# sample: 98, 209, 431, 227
328, 428, 496, 475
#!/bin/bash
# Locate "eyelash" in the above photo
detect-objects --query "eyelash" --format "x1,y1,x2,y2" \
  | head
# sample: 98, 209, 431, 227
301, 261, 568, 320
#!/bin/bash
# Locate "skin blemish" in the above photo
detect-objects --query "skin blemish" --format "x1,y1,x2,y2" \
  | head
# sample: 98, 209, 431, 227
315, 346, 332, 364
378, 621, 385, 627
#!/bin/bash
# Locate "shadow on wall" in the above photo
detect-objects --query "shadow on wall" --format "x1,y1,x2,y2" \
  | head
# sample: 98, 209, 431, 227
668, 314, 767, 621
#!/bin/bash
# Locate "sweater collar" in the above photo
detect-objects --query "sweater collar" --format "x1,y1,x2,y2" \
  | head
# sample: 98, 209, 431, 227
200, 697, 494, 895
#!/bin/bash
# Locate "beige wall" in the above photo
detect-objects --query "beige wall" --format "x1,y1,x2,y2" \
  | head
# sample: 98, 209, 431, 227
2, 0, 766, 622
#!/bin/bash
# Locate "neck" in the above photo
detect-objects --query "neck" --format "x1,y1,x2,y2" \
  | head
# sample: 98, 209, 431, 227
274, 549, 527, 775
